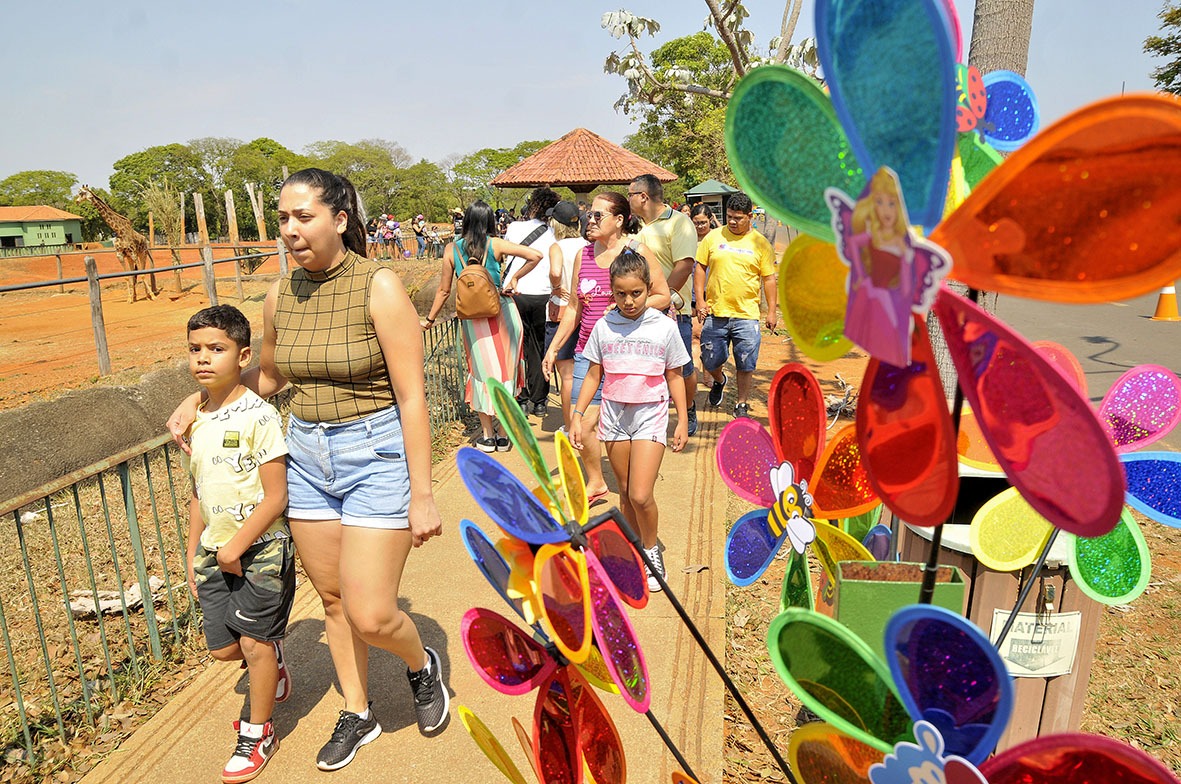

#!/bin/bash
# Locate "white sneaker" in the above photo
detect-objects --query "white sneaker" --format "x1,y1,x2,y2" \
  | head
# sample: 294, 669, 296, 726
645, 544, 665, 593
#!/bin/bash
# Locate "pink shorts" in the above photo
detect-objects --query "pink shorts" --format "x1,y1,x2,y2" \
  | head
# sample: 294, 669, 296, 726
597, 398, 669, 445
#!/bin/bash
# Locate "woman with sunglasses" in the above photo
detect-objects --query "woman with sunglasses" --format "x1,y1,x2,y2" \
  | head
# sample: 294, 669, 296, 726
543, 191, 671, 510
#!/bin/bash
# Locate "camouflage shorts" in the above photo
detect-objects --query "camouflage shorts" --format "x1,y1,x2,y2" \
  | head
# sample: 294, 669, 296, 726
194, 537, 295, 651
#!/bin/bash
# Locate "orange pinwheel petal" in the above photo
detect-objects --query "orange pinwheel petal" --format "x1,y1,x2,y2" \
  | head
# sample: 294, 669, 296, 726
934, 94, 1181, 302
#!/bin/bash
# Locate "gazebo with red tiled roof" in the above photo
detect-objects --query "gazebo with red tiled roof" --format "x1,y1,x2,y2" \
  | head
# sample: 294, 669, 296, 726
491, 127, 677, 201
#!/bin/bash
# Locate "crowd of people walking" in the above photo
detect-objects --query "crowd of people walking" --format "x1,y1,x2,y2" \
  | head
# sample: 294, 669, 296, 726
168, 167, 777, 782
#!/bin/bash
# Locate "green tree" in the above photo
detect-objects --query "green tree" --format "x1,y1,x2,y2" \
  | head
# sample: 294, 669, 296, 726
109, 143, 212, 233
0, 170, 78, 208
388, 160, 450, 220
1145, 2, 1181, 94
449, 140, 550, 211
304, 138, 411, 217
188, 136, 244, 192
226, 138, 309, 239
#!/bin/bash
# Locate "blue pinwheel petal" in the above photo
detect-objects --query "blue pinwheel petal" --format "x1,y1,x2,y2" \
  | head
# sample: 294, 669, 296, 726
884, 605, 1013, 765
981, 70, 1040, 152
460, 519, 528, 621
456, 447, 567, 544
725, 509, 788, 586
816, 0, 958, 230
861, 523, 894, 561
1120, 451, 1181, 527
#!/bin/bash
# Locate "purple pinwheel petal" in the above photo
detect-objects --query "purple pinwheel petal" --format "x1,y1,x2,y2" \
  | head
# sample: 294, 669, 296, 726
716, 419, 778, 506
1098, 365, 1181, 453
457, 447, 566, 544
585, 551, 650, 714
884, 606, 1013, 765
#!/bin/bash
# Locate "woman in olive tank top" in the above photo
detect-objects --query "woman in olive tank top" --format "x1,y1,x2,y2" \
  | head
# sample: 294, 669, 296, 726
169, 169, 450, 768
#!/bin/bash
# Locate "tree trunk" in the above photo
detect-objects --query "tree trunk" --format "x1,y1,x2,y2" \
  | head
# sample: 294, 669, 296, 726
930, 0, 1036, 401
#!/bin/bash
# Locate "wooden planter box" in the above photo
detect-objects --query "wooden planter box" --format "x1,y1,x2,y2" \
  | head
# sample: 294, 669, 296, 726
834, 560, 967, 659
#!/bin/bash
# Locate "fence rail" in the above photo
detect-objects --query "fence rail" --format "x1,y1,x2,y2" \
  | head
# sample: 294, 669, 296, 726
0, 320, 466, 779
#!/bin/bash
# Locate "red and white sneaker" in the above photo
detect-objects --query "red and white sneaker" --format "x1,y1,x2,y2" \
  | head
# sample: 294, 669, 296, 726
274, 640, 291, 703
222, 720, 277, 784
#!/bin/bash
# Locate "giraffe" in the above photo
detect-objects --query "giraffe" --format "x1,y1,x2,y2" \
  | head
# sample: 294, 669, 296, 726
74, 186, 158, 303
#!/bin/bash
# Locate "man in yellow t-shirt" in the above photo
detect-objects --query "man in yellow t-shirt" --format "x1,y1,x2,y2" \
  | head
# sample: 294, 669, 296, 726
631, 173, 700, 436
693, 192, 778, 419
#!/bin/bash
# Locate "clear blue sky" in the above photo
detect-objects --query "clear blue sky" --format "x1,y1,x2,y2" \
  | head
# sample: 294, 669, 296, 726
0, 1, 1165, 188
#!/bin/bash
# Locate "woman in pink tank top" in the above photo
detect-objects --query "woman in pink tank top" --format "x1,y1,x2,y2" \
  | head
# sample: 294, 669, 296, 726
543, 191, 672, 503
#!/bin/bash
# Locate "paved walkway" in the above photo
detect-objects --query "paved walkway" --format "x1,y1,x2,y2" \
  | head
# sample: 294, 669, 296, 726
82, 403, 734, 784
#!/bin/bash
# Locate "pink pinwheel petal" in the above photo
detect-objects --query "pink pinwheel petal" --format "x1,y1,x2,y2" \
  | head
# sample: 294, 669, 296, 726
857, 315, 959, 525
934, 289, 1125, 537
585, 551, 650, 713
1098, 364, 1181, 453
769, 364, 828, 481
716, 418, 778, 506
1031, 340, 1087, 396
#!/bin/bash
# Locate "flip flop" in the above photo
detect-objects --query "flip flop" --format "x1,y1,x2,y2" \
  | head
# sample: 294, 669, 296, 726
587, 489, 611, 507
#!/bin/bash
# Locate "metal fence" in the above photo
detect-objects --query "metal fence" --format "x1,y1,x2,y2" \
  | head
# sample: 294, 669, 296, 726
0, 320, 467, 777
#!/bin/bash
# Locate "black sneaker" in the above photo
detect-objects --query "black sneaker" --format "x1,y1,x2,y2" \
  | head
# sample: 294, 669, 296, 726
407, 646, 450, 734
316, 707, 381, 771
495, 437, 512, 452
734, 402, 751, 419
708, 373, 728, 406
476, 436, 497, 453
686, 404, 698, 437
533, 402, 548, 417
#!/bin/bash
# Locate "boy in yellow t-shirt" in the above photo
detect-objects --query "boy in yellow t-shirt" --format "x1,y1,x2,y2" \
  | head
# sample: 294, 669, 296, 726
693, 192, 778, 419
182, 305, 291, 784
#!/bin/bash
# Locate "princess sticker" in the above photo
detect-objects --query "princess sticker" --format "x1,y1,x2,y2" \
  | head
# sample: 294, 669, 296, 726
826, 167, 951, 367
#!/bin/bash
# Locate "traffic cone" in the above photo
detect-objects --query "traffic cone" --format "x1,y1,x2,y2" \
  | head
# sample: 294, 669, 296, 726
1151, 285, 1180, 321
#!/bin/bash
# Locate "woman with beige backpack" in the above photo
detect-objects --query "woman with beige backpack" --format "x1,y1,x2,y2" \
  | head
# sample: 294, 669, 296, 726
421, 200, 542, 451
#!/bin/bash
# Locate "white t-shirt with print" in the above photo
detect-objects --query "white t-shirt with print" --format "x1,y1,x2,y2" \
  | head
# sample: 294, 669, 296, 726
582, 308, 691, 404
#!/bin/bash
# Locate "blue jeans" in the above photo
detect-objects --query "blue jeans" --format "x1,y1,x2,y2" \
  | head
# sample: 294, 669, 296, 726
700, 316, 761, 373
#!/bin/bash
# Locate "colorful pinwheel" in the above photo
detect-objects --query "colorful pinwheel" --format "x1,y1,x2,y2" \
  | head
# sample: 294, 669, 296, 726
717, 362, 880, 604
965, 358, 1181, 605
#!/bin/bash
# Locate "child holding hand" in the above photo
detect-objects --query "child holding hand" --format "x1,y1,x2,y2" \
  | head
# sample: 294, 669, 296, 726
571, 248, 690, 592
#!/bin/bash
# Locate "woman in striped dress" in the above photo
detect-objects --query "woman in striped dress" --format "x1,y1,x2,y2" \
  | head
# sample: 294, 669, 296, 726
422, 200, 542, 451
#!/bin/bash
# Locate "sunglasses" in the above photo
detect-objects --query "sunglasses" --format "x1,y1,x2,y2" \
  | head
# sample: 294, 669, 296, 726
586, 210, 615, 223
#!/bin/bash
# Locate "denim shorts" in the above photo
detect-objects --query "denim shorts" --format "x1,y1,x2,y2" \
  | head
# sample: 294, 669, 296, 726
285, 405, 411, 529
676, 315, 695, 378
700, 316, 762, 373
546, 322, 577, 362
571, 352, 603, 406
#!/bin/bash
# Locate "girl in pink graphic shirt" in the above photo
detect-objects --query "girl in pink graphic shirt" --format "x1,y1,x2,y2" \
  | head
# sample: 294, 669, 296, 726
571, 248, 690, 592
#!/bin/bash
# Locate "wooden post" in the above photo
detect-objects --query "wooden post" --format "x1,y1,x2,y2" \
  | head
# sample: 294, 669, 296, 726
224, 190, 241, 246
276, 239, 288, 277
193, 192, 211, 247
232, 247, 245, 302
281, 165, 289, 181
148, 211, 155, 247
201, 245, 219, 306
179, 191, 186, 244
245, 183, 268, 242
55, 254, 64, 294
84, 256, 112, 376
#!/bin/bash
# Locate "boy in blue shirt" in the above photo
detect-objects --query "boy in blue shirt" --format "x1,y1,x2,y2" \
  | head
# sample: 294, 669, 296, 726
182, 305, 293, 783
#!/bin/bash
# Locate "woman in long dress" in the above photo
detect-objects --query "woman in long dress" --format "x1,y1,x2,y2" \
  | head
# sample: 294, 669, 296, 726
421, 200, 542, 451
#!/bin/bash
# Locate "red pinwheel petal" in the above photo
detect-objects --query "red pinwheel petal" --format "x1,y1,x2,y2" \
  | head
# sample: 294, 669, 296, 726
535, 546, 592, 664
1031, 340, 1087, 396
533, 670, 581, 784
460, 607, 555, 697
979, 733, 1179, 784
857, 315, 959, 525
586, 522, 648, 610
768, 363, 828, 481
934, 289, 1125, 537
810, 423, 879, 519
934, 94, 1181, 303
569, 668, 626, 784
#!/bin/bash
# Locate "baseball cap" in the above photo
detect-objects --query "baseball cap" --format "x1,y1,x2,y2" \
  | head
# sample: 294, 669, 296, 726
547, 201, 580, 228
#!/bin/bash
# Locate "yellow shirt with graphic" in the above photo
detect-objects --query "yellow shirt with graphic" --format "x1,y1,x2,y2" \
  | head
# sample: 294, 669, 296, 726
638, 206, 698, 315
696, 226, 776, 320
183, 389, 289, 550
